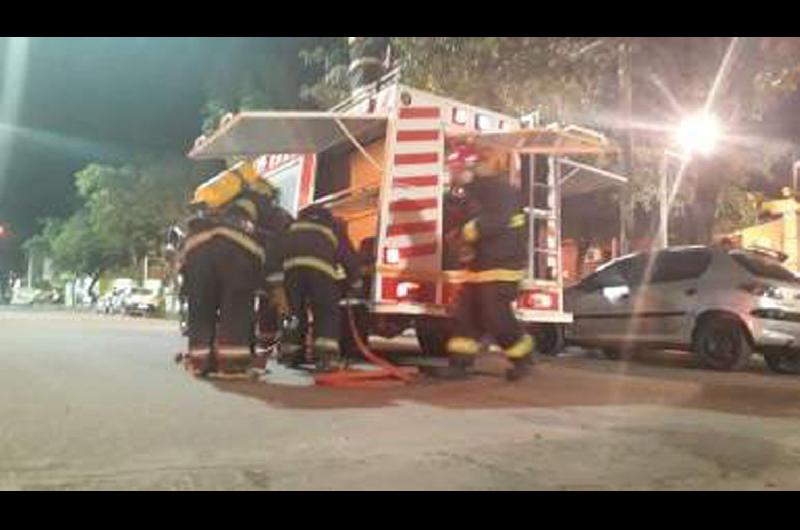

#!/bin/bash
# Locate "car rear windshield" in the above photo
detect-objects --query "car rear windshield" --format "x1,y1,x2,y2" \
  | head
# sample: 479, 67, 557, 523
730, 252, 800, 283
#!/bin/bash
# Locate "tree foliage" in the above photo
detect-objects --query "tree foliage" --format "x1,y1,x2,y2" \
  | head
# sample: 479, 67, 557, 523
298, 38, 351, 109
26, 154, 210, 281
393, 37, 617, 120
200, 37, 321, 134
300, 37, 800, 245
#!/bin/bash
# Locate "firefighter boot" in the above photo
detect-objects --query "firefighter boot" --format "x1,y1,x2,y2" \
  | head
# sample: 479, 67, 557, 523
444, 336, 480, 379
504, 334, 535, 382
445, 354, 475, 380
313, 338, 341, 374
505, 356, 533, 382
279, 314, 306, 368
187, 348, 215, 377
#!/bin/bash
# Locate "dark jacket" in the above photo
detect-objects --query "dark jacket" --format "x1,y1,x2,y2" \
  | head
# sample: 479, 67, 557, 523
283, 207, 360, 285
461, 176, 527, 280
260, 205, 294, 281
182, 189, 276, 266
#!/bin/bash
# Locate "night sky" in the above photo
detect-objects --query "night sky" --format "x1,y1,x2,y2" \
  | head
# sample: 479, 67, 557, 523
0, 37, 312, 254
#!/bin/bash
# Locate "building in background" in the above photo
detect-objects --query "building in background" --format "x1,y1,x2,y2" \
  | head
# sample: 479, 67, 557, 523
719, 188, 800, 271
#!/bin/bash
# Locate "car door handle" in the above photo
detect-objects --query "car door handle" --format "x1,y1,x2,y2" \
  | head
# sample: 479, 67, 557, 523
685, 288, 697, 296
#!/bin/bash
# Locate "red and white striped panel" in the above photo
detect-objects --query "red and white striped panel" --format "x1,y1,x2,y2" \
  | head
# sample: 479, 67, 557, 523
382, 104, 443, 270
254, 153, 301, 176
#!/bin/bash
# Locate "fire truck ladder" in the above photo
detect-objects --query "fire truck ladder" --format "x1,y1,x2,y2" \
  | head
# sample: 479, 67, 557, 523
525, 155, 563, 301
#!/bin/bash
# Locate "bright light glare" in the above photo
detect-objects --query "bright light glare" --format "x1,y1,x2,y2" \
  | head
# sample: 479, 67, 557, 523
397, 282, 419, 298
0, 37, 30, 199
385, 247, 400, 265
676, 112, 721, 155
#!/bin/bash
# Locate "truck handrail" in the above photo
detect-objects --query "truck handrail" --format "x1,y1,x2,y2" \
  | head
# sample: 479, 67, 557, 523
328, 67, 402, 113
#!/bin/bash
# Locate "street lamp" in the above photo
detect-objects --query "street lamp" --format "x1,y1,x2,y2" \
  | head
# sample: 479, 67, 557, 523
658, 112, 722, 249
676, 112, 721, 156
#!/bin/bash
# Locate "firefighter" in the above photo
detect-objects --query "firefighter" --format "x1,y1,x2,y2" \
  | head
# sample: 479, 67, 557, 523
178, 167, 279, 376
256, 204, 294, 345
281, 205, 361, 372
445, 142, 535, 381
338, 236, 376, 361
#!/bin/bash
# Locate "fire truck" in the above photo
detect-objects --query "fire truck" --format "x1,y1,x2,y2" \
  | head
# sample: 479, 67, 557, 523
188, 71, 626, 357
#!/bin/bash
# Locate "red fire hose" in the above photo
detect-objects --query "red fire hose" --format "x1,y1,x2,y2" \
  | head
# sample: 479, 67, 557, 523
312, 303, 418, 388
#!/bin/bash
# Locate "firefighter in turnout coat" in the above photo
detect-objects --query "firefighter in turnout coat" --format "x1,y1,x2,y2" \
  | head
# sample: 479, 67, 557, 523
178, 164, 279, 376
281, 205, 361, 372
445, 142, 535, 381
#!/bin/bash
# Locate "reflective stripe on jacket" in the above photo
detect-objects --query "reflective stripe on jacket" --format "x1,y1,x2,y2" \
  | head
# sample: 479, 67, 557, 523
461, 176, 527, 281
282, 218, 359, 282
179, 226, 266, 265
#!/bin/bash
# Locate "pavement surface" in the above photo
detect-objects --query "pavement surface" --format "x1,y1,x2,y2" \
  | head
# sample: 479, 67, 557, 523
2, 306, 800, 490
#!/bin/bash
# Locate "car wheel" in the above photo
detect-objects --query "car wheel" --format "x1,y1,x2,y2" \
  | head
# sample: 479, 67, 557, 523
763, 351, 800, 375
529, 324, 565, 357
693, 316, 751, 371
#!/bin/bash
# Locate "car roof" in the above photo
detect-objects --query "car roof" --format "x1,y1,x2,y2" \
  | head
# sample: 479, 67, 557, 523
595, 245, 714, 272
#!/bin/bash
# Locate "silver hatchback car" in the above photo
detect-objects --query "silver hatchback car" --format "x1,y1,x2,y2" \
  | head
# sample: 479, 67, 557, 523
564, 245, 800, 373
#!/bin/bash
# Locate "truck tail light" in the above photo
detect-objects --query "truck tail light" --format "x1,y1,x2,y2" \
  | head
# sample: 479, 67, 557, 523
381, 279, 435, 303
517, 290, 558, 311
384, 247, 400, 265
397, 281, 420, 298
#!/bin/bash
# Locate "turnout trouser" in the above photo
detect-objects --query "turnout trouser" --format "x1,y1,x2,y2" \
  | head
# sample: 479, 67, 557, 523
257, 282, 289, 340
447, 281, 534, 361
183, 236, 261, 373
283, 267, 342, 362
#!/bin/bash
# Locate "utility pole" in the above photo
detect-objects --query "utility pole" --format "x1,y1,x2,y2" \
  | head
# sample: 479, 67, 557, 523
617, 38, 634, 254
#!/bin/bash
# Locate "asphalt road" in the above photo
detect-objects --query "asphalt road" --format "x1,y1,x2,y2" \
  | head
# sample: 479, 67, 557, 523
2, 306, 800, 490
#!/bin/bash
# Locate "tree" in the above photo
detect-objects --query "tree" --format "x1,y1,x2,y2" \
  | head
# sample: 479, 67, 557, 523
391, 37, 800, 246
200, 37, 320, 134
289, 37, 800, 248
298, 37, 351, 109
393, 37, 617, 120
26, 153, 211, 288
75, 154, 209, 267
23, 211, 125, 298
